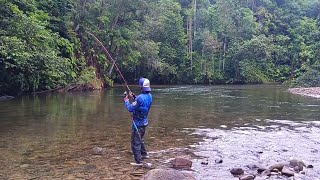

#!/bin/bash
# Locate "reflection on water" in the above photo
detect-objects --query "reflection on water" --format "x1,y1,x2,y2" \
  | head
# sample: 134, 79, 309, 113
0, 85, 319, 179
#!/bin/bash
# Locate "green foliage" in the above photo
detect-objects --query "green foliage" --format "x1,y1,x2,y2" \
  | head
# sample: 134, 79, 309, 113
239, 60, 271, 83
0, 0, 74, 94
291, 62, 320, 87
1, 0, 320, 95
76, 66, 97, 85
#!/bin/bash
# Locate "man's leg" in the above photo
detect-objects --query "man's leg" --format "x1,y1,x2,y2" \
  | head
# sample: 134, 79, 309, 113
131, 125, 142, 164
139, 126, 148, 157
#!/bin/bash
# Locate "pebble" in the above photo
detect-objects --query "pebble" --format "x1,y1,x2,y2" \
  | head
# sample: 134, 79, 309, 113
307, 165, 313, 168
92, 147, 106, 155
20, 164, 29, 168
239, 174, 255, 180
78, 160, 86, 165
143, 163, 153, 169
230, 168, 244, 175
201, 158, 208, 165
215, 158, 223, 164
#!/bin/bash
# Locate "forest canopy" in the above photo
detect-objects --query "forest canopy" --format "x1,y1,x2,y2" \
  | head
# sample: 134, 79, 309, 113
1, 0, 320, 95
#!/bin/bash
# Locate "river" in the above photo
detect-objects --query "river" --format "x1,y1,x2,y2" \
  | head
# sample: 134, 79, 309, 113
0, 85, 319, 179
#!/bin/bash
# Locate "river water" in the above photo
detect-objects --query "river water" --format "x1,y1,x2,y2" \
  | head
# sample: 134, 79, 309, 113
0, 85, 319, 179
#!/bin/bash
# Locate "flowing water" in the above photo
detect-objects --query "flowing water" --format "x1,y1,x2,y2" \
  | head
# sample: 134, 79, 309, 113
0, 85, 319, 179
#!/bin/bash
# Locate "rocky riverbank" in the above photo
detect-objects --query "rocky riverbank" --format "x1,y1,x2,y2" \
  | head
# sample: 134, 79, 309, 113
191, 119, 320, 180
288, 87, 320, 98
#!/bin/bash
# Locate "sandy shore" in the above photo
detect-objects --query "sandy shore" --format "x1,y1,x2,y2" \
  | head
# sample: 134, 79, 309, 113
288, 87, 320, 98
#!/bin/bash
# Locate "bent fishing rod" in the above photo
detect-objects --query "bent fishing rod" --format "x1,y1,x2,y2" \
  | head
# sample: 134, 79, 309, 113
87, 31, 141, 139
87, 32, 133, 94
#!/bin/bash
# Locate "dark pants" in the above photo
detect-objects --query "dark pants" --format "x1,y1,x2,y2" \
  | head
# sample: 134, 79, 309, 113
131, 125, 147, 163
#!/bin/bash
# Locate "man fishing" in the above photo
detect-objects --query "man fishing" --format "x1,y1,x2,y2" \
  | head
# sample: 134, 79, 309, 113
124, 78, 153, 165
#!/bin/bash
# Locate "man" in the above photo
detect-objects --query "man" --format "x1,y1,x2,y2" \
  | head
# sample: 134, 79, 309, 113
124, 78, 153, 165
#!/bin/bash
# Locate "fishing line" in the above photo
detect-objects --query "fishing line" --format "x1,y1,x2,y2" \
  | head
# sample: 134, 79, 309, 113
87, 32, 132, 93
86, 31, 142, 141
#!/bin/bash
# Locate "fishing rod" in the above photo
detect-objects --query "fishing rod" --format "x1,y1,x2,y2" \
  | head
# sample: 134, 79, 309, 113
87, 31, 141, 140
87, 32, 133, 94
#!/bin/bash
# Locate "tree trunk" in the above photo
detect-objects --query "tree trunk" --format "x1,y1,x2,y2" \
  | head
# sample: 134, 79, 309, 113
223, 37, 227, 72
189, 17, 193, 74
193, 0, 197, 37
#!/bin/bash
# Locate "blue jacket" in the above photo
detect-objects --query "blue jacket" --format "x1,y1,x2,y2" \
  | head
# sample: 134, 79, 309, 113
125, 93, 152, 127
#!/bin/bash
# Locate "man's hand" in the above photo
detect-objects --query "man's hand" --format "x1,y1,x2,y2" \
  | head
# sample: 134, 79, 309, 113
124, 96, 129, 102
128, 91, 135, 99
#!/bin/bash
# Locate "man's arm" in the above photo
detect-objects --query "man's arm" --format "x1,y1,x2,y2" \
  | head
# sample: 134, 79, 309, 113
124, 97, 140, 112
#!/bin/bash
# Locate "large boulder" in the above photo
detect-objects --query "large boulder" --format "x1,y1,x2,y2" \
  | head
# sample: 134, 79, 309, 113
171, 158, 192, 169
142, 169, 195, 180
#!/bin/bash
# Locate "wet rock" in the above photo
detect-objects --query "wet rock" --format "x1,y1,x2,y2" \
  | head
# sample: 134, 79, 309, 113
271, 168, 280, 173
92, 147, 106, 155
201, 161, 208, 165
281, 166, 294, 177
143, 163, 153, 169
257, 167, 267, 173
307, 164, 313, 168
239, 174, 255, 180
260, 169, 271, 176
215, 157, 223, 164
142, 169, 196, 180
294, 166, 301, 172
171, 157, 192, 169
268, 163, 285, 171
289, 159, 305, 171
230, 168, 244, 176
